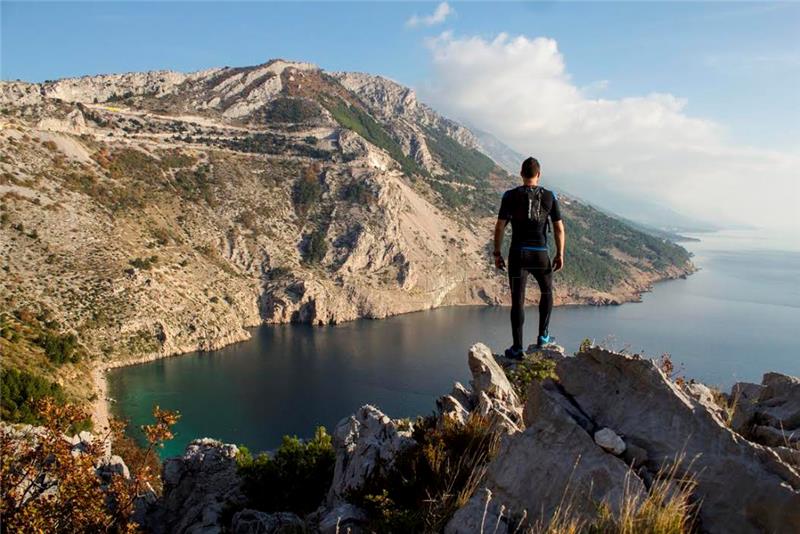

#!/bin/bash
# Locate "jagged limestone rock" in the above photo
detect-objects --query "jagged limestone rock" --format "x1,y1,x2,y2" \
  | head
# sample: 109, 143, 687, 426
150, 439, 245, 534
754, 373, 800, 438
96, 454, 130, 480
450, 381, 475, 410
326, 405, 415, 505
680, 380, 728, 421
436, 394, 470, 427
446, 380, 644, 533
557, 347, 800, 534
468, 343, 520, 409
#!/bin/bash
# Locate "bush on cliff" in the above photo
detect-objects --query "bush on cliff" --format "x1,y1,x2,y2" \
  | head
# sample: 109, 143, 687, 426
0, 401, 179, 533
505, 356, 557, 401
1, 368, 65, 425
350, 412, 502, 533
236, 426, 335, 516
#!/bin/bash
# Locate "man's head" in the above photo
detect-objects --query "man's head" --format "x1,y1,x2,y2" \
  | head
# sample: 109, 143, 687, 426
520, 157, 541, 186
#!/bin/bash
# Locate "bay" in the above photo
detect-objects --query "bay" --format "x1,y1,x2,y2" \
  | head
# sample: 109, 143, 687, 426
109, 230, 800, 457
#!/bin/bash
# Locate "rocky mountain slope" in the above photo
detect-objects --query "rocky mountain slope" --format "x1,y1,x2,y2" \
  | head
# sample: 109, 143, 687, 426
0, 59, 693, 386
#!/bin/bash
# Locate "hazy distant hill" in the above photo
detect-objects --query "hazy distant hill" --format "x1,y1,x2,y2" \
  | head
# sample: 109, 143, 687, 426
0, 59, 693, 387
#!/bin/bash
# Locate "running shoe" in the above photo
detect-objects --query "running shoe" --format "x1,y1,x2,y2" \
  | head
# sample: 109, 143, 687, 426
504, 346, 525, 360
536, 334, 556, 348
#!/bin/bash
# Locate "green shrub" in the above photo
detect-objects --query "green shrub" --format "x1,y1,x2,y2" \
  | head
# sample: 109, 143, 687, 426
174, 165, 216, 206
267, 266, 292, 279
105, 148, 162, 185
351, 413, 502, 533
237, 426, 335, 515
215, 132, 328, 159
36, 330, 81, 364
293, 164, 322, 214
150, 227, 172, 246
303, 228, 328, 264
259, 97, 322, 124
321, 96, 425, 177
341, 180, 373, 204
424, 126, 495, 181
129, 255, 158, 270
0, 368, 65, 424
505, 357, 557, 401
158, 150, 196, 169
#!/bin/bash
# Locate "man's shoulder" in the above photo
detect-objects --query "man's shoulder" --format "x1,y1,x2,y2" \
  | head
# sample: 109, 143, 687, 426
540, 187, 558, 201
503, 186, 523, 198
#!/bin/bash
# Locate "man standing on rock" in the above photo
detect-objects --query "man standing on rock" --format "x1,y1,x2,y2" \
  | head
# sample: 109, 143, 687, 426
493, 157, 565, 359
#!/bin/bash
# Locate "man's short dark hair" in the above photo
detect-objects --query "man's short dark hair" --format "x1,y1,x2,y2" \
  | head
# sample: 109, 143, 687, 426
521, 157, 540, 179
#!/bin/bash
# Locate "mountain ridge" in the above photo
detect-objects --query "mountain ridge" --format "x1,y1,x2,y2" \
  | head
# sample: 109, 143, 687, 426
0, 58, 694, 412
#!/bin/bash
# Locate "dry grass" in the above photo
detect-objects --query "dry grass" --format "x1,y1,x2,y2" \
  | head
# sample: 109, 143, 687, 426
488, 458, 698, 534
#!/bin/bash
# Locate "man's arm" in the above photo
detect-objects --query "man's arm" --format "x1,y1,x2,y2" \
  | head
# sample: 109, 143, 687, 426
552, 220, 565, 272
493, 219, 508, 269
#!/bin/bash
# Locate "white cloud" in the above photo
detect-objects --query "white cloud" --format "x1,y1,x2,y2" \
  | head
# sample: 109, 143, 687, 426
420, 31, 800, 235
406, 2, 453, 28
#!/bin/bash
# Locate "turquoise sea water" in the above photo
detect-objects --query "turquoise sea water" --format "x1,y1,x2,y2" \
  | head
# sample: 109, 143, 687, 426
108, 230, 800, 457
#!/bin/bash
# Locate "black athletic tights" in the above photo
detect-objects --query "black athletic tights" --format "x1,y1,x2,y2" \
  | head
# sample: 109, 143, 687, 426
508, 247, 553, 350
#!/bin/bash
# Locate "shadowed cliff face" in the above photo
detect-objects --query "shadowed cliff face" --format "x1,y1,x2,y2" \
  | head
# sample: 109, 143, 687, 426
0, 59, 693, 365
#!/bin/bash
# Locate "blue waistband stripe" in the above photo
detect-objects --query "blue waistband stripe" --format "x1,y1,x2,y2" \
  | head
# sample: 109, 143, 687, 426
521, 246, 548, 251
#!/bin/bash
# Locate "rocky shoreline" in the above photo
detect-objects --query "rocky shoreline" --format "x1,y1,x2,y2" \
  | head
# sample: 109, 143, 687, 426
89, 262, 695, 432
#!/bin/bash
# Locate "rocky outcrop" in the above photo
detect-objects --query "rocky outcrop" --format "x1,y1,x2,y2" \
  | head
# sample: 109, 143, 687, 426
446, 379, 645, 533
123, 341, 799, 534
732, 372, 800, 449
466, 343, 524, 433
556, 346, 800, 534
326, 405, 415, 505
146, 439, 245, 534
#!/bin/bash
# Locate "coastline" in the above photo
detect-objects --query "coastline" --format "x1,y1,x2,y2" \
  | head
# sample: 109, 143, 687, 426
89, 262, 696, 431
90, 364, 111, 455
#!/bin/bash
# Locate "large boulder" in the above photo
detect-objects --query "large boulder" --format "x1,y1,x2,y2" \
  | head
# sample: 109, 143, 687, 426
468, 343, 519, 408
759, 373, 800, 430
557, 346, 800, 534
326, 405, 415, 505
148, 438, 245, 534
733, 373, 800, 448
445, 380, 644, 533
468, 343, 523, 432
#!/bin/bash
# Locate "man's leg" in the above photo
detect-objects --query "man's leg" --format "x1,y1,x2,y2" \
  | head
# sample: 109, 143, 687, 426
530, 252, 554, 338
508, 252, 528, 350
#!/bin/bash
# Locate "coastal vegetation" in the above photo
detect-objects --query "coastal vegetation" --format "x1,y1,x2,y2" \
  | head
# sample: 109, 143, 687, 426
0, 402, 178, 533
351, 412, 502, 533
237, 426, 335, 516
321, 95, 425, 177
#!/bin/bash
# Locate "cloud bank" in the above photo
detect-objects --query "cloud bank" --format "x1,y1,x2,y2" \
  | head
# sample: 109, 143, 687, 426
406, 2, 453, 28
419, 31, 799, 236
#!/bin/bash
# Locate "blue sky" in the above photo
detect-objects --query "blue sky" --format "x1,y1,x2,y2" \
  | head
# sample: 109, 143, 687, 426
3, 2, 798, 148
2, 1, 799, 234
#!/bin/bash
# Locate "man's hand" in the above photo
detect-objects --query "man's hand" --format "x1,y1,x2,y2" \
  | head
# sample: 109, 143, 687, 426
552, 254, 564, 272
494, 254, 506, 271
